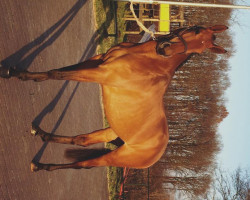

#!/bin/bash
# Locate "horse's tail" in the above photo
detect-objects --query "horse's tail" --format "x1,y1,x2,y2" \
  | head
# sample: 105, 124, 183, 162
64, 148, 111, 162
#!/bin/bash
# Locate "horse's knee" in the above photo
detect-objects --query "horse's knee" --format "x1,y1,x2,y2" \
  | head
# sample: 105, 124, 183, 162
47, 70, 70, 80
48, 70, 57, 79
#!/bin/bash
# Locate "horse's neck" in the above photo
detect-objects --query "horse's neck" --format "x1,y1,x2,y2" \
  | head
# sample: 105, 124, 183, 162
164, 53, 192, 76
126, 41, 192, 76
130, 41, 157, 54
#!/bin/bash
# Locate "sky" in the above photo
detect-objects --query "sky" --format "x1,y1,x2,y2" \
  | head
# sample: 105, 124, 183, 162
218, 6, 250, 172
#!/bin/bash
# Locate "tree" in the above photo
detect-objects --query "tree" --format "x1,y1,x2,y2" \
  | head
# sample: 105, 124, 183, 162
204, 167, 250, 200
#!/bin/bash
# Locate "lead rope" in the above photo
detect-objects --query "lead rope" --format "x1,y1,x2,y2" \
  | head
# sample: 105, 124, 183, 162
130, 0, 156, 40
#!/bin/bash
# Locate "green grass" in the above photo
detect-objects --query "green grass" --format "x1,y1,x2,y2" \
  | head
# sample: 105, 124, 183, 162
94, 0, 126, 54
106, 141, 124, 200
94, 1, 126, 199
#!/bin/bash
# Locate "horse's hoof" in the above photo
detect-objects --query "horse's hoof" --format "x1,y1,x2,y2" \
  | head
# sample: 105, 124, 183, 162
31, 124, 40, 136
0, 67, 11, 79
30, 162, 40, 172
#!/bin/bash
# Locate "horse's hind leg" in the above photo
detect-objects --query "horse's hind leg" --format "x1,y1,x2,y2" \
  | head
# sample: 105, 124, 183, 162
30, 144, 148, 172
31, 124, 118, 147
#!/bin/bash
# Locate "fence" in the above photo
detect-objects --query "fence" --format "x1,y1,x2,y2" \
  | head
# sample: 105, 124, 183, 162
119, 168, 150, 200
123, 2, 186, 36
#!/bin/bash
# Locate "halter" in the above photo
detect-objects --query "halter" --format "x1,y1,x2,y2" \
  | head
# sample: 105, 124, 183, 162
156, 26, 204, 57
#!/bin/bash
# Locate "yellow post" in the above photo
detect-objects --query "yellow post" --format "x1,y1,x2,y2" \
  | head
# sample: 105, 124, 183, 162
159, 4, 170, 32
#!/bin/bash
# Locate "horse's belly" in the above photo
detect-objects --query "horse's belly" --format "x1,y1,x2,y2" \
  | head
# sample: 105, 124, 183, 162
102, 86, 165, 142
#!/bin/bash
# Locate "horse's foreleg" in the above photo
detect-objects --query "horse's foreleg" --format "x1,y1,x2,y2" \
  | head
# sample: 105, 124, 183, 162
0, 54, 106, 82
9, 69, 49, 82
31, 144, 149, 172
31, 124, 118, 147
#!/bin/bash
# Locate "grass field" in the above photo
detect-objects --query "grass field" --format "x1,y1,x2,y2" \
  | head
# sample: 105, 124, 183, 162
94, 0, 126, 199
94, 0, 126, 54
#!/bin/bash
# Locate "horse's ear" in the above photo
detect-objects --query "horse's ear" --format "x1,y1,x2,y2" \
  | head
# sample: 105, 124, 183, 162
209, 44, 227, 54
209, 25, 228, 33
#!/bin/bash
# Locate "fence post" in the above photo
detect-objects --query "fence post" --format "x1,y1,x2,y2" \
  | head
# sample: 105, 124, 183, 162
148, 168, 150, 200
114, 0, 250, 10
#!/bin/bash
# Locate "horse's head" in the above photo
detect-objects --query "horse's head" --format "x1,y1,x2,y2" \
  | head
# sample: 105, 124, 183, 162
156, 25, 228, 57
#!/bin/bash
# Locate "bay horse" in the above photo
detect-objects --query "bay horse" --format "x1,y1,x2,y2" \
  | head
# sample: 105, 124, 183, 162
0, 25, 228, 172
